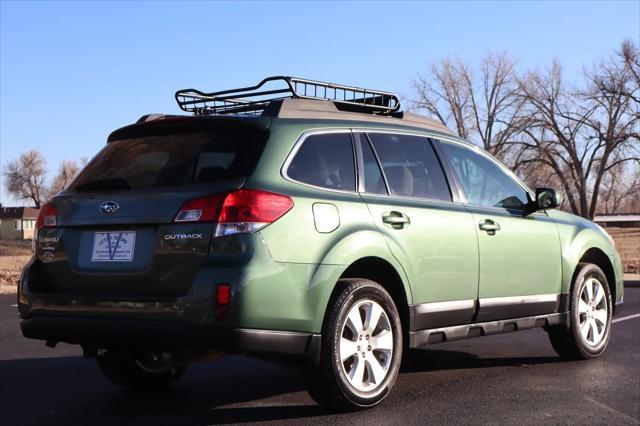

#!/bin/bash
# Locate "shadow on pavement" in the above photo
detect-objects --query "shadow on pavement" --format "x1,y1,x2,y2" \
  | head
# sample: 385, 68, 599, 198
201, 405, 327, 424
0, 355, 309, 425
401, 348, 562, 373
0, 348, 567, 425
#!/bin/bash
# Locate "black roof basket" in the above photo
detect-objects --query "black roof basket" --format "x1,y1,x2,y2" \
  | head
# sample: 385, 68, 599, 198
175, 76, 401, 116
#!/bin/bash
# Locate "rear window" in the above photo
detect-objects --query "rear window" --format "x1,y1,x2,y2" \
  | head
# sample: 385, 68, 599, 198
70, 124, 267, 191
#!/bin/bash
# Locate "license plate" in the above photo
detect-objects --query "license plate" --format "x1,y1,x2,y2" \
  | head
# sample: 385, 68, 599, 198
91, 231, 136, 262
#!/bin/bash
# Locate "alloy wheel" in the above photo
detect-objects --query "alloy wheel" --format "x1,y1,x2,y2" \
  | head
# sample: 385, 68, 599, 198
339, 299, 393, 392
578, 277, 608, 346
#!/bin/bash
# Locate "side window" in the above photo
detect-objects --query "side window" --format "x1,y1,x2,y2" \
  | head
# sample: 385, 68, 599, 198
439, 141, 529, 209
367, 133, 451, 201
359, 138, 387, 195
287, 133, 356, 191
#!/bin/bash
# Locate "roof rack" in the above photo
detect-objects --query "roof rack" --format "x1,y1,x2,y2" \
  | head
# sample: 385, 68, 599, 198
175, 76, 401, 116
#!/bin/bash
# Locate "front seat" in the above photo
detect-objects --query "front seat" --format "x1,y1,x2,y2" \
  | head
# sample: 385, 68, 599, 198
379, 165, 414, 197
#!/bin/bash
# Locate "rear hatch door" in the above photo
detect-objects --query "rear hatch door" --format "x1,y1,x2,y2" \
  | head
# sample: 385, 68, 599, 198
32, 118, 269, 299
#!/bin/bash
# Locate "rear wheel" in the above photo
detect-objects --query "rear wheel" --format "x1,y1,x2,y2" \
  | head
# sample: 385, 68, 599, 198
304, 279, 403, 410
97, 349, 188, 391
548, 263, 612, 360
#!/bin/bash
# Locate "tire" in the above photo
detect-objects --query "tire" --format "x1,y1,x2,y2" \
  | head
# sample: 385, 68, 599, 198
304, 278, 403, 410
97, 349, 188, 391
548, 263, 613, 360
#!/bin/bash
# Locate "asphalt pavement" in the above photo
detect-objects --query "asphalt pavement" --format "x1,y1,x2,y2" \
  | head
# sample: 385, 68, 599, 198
1, 284, 638, 425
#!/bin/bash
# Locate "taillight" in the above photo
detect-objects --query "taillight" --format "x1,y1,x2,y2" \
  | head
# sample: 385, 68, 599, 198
173, 189, 293, 237
216, 189, 293, 237
36, 202, 57, 229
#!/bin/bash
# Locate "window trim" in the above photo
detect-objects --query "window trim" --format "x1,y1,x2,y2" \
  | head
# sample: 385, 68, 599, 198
430, 138, 466, 203
353, 132, 390, 195
281, 126, 537, 212
281, 128, 359, 195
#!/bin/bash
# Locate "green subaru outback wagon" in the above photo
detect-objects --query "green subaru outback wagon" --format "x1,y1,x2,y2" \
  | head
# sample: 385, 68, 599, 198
19, 77, 624, 409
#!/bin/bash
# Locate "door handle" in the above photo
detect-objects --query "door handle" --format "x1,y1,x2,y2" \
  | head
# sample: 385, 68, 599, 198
382, 211, 410, 229
479, 219, 500, 234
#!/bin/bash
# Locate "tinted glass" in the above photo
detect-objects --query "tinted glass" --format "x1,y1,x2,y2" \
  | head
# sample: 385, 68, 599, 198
440, 142, 529, 209
71, 125, 266, 191
367, 133, 451, 201
287, 133, 356, 191
360, 138, 387, 194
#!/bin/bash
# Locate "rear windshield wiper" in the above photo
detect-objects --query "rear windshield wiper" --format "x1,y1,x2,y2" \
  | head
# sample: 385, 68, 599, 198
75, 177, 132, 191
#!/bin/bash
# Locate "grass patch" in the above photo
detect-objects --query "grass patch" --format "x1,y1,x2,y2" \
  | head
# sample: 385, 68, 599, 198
0, 240, 32, 293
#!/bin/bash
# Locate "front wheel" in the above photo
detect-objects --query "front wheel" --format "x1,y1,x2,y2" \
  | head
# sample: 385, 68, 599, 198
548, 263, 613, 360
304, 278, 403, 410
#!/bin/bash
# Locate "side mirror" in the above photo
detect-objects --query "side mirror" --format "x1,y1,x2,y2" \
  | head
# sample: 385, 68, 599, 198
535, 187, 562, 211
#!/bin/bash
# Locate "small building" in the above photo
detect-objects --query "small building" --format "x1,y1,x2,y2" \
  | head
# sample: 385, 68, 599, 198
0, 207, 40, 240
593, 214, 640, 228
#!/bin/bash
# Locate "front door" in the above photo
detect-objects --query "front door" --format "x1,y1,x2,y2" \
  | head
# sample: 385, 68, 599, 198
437, 140, 563, 322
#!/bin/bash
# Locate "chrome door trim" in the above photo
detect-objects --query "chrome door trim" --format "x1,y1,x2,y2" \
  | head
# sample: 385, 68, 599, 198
476, 293, 562, 323
480, 293, 559, 307
413, 299, 476, 313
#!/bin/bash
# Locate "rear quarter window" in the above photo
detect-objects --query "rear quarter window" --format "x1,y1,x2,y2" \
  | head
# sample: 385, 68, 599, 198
286, 133, 356, 192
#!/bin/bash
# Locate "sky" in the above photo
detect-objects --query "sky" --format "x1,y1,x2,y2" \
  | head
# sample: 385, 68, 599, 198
1, 0, 639, 206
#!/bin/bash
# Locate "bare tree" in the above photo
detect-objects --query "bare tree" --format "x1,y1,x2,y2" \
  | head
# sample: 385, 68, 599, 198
411, 52, 524, 158
618, 39, 640, 103
582, 42, 640, 217
514, 61, 593, 216
626, 192, 640, 213
3, 150, 47, 208
515, 41, 639, 218
465, 52, 525, 157
599, 160, 640, 214
47, 158, 86, 198
412, 58, 472, 139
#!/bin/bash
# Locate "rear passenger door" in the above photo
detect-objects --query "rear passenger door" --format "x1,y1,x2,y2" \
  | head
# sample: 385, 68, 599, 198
356, 132, 479, 329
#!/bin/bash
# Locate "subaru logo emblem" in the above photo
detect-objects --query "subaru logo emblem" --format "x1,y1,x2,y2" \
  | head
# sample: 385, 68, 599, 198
100, 201, 119, 215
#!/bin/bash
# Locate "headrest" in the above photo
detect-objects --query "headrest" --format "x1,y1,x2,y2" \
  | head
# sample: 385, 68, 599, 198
383, 165, 414, 196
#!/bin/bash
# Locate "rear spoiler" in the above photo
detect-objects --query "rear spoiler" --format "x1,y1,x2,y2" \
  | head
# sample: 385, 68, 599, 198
107, 115, 271, 143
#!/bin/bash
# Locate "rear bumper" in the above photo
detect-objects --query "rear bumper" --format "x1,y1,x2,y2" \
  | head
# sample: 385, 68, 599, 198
20, 315, 320, 361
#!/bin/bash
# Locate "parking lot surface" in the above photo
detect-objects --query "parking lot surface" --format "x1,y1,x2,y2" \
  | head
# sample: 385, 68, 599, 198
1, 285, 638, 425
